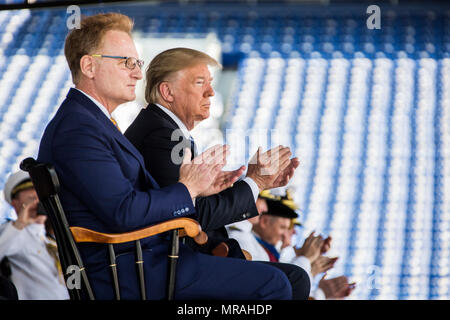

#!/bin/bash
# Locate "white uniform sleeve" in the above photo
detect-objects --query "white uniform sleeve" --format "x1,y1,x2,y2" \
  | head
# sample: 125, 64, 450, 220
289, 255, 311, 274
279, 250, 315, 294
290, 255, 314, 288
0, 221, 25, 258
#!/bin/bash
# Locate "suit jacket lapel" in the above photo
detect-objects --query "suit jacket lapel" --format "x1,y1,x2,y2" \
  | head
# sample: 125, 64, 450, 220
148, 104, 179, 129
67, 89, 159, 187
148, 104, 197, 158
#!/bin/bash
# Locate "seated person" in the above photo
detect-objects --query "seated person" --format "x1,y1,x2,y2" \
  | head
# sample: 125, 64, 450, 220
124, 47, 299, 258
229, 191, 354, 299
227, 193, 319, 298
279, 215, 355, 300
124, 47, 309, 299
228, 197, 299, 263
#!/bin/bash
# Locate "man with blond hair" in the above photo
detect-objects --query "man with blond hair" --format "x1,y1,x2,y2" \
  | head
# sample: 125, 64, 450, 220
37, 13, 293, 300
125, 47, 310, 299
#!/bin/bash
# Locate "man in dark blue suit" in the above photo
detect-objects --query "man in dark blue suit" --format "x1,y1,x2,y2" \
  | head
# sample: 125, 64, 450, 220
124, 48, 310, 299
37, 13, 293, 300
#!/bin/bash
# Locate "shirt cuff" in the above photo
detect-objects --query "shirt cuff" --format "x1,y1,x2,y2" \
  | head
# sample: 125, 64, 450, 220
292, 255, 312, 274
242, 177, 259, 202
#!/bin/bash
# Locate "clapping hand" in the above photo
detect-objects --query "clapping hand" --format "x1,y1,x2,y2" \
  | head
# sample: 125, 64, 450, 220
179, 145, 228, 199
198, 165, 246, 197
318, 275, 356, 299
247, 146, 299, 191
311, 256, 339, 277
294, 231, 324, 263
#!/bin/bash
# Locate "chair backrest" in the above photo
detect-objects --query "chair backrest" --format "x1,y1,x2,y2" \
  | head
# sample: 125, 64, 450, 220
0, 274, 18, 300
0, 257, 12, 279
20, 157, 95, 300
19, 157, 208, 300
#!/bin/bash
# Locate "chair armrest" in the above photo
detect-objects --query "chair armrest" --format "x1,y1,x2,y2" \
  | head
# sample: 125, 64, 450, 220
242, 249, 252, 261
70, 217, 207, 245
211, 242, 229, 257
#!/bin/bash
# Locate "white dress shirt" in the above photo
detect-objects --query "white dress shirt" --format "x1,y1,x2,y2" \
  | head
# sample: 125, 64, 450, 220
0, 221, 69, 300
75, 88, 112, 119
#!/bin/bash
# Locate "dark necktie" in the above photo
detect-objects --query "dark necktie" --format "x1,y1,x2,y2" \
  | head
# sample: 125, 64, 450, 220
189, 136, 198, 159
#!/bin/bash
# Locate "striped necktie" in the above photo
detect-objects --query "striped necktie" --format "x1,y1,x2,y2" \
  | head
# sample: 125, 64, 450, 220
110, 117, 121, 133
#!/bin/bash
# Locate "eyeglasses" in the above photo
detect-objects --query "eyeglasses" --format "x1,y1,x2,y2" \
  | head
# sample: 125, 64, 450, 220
91, 54, 145, 70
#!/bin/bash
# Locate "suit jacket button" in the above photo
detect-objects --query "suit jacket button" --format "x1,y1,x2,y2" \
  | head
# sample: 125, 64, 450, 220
181, 209, 185, 214
186, 207, 189, 212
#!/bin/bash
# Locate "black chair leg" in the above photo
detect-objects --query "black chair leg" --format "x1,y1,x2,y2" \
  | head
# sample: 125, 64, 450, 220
167, 230, 179, 300
49, 198, 95, 300
108, 244, 120, 300
135, 240, 146, 300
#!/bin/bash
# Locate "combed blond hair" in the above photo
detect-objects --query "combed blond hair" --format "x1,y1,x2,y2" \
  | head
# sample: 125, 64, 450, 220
145, 48, 221, 104
64, 12, 134, 84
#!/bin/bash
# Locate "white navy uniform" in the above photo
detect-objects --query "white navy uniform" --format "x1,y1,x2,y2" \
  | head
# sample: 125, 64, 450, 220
0, 221, 69, 300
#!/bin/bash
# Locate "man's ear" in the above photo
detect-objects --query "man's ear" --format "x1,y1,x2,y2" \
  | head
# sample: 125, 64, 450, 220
11, 198, 21, 214
259, 214, 268, 228
80, 55, 95, 79
158, 82, 174, 103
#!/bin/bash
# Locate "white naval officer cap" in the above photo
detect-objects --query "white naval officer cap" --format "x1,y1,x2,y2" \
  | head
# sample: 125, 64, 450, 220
3, 170, 33, 205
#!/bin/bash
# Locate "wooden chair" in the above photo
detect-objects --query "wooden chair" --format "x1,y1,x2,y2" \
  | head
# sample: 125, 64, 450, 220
20, 157, 207, 300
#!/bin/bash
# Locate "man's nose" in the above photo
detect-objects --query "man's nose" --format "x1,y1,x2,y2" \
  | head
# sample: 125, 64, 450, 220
132, 66, 143, 80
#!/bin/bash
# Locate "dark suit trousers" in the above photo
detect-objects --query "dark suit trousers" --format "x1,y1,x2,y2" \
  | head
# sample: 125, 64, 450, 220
259, 261, 311, 300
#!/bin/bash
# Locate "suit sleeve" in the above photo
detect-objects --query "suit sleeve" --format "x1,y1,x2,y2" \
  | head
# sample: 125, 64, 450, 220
196, 181, 258, 231
48, 112, 195, 233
